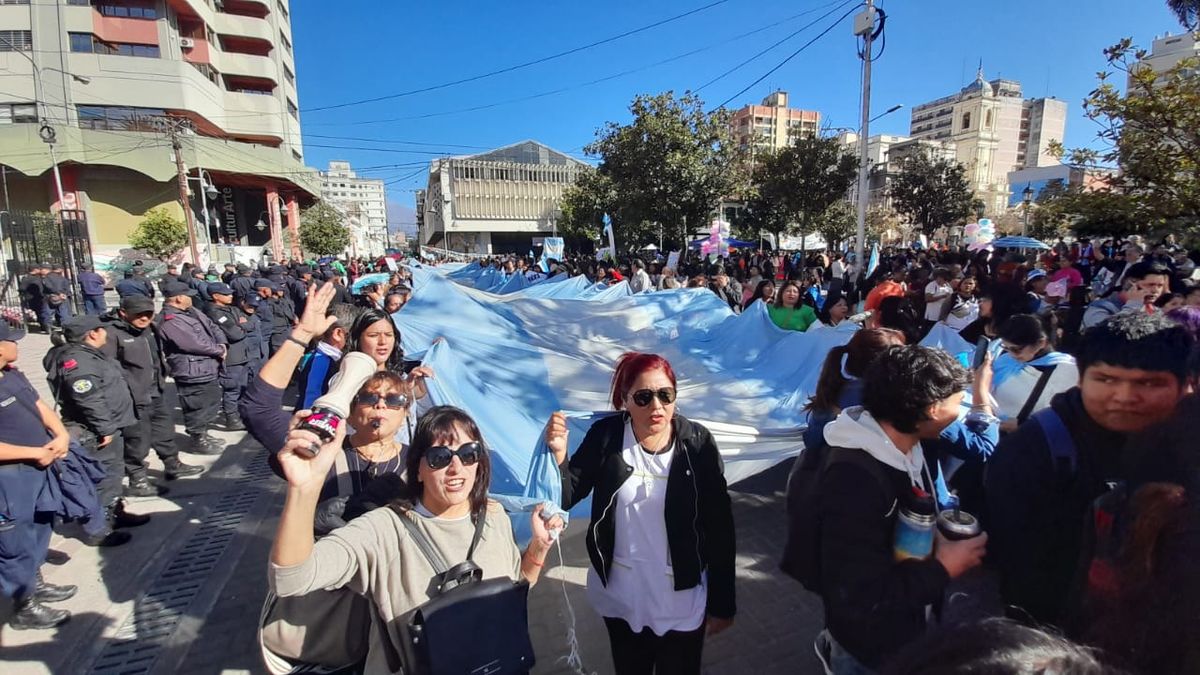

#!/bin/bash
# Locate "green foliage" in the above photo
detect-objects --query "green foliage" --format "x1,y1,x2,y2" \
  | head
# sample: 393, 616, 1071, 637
887, 152, 979, 236
558, 169, 615, 242
1036, 186, 1149, 239
28, 211, 65, 263
583, 91, 742, 250
1166, 0, 1200, 29
1060, 38, 1200, 230
128, 207, 188, 260
812, 201, 857, 251
299, 202, 351, 256
750, 136, 858, 245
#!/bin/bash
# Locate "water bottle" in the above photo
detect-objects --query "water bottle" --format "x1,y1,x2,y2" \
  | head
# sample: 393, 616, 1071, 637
893, 494, 936, 561
295, 352, 377, 457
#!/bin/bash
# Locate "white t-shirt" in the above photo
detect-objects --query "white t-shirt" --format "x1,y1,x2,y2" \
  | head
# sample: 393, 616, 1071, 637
586, 423, 707, 635
924, 280, 953, 321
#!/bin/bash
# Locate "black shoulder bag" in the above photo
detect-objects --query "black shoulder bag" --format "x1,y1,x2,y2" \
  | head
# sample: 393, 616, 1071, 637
393, 507, 535, 675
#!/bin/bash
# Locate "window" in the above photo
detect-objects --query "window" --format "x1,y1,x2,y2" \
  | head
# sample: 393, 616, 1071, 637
70, 33, 160, 57
286, 98, 298, 118
65, 0, 89, 4
279, 31, 292, 53
188, 61, 220, 86
276, 0, 289, 19
283, 63, 295, 86
77, 104, 168, 131
0, 103, 38, 124
0, 30, 32, 51
961, 112, 971, 130
984, 110, 993, 129
0, 0, 31, 5
96, 1, 157, 18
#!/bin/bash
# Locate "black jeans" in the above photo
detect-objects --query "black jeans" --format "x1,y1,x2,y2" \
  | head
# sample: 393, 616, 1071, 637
603, 617, 705, 675
176, 381, 220, 437
123, 396, 180, 477
83, 429, 126, 508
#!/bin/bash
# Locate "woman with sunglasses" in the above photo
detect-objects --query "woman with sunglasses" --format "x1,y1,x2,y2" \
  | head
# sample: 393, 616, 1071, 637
271, 405, 561, 673
989, 313, 1078, 433
546, 352, 736, 674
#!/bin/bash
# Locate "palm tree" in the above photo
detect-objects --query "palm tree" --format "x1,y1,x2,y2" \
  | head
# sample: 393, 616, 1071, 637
1166, 0, 1200, 30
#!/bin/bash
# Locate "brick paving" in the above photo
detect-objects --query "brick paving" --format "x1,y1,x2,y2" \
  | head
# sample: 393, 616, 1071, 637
2, 330, 825, 674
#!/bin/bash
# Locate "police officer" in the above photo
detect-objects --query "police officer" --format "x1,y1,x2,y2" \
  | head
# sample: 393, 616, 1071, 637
220, 263, 237, 286
268, 282, 296, 355
253, 279, 277, 357
44, 315, 147, 547
187, 268, 212, 313
287, 265, 311, 317
116, 267, 155, 300
40, 264, 73, 329
0, 322, 77, 630
18, 264, 48, 333
158, 282, 226, 455
230, 264, 256, 300
101, 297, 203, 496
158, 264, 179, 296
77, 264, 107, 316
238, 293, 265, 380
205, 283, 248, 431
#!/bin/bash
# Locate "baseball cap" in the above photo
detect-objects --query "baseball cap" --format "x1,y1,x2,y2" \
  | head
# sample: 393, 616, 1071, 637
120, 296, 156, 314
208, 282, 234, 296
254, 279, 279, 292
236, 264, 249, 274
163, 281, 198, 298
240, 294, 261, 308
63, 315, 103, 341
296, 265, 312, 275
1026, 269, 1047, 283
0, 321, 26, 343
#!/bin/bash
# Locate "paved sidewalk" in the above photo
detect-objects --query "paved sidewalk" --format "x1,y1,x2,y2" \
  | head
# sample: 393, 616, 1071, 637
2, 331, 825, 674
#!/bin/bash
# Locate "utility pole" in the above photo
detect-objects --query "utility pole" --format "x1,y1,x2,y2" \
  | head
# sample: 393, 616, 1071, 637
853, 0, 877, 283
166, 120, 202, 266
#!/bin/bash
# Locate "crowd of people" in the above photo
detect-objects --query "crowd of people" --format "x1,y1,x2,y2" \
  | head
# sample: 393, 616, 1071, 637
1, 237, 1198, 674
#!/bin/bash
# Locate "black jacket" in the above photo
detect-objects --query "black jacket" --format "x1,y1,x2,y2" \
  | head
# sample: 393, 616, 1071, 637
158, 305, 226, 383
817, 444, 949, 668
116, 276, 154, 298
43, 342, 137, 437
207, 303, 248, 366
560, 413, 736, 619
100, 311, 166, 404
985, 387, 1127, 626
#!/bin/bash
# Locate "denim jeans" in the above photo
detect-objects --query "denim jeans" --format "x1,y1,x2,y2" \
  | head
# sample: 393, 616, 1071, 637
814, 629, 876, 675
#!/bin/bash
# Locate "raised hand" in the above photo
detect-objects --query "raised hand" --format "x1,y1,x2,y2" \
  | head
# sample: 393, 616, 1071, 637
294, 282, 339, 340
277, 422, 345, 493
546, 412, 569, 464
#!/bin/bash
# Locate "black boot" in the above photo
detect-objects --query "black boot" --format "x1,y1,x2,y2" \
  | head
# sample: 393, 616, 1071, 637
82, 505, 132, 547
8, 597, 70, 630
34, 571, 77, 603
223, 412, 245, 431
186, 433, 223, 456
162, 456, 204, 479
124, 472, 169, 498
113, 500, 150, 528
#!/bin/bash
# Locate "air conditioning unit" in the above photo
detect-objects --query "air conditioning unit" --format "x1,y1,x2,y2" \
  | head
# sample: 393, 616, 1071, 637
179, 38, 196, 49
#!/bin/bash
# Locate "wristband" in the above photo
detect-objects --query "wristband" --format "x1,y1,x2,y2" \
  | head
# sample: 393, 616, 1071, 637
527, 557, 544, 568
286, 334, 311, 350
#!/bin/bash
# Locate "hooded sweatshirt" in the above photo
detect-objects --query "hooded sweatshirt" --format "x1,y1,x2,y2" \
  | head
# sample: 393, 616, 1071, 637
816, 407, 950, 669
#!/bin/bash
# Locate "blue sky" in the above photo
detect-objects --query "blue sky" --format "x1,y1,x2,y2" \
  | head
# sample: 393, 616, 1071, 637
290, 0, 1183, 227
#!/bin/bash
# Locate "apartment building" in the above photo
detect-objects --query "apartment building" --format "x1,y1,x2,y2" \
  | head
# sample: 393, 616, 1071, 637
730, 90, 820, 153
0, 0, 316, 259
319, 160, 387, 257
909, 70, 1067, 215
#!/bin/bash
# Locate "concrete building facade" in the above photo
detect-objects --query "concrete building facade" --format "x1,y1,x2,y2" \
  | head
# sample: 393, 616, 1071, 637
730, 91, 820, 153
0, 0, 315, 261
1135, 31, 1199, 81
417, 140, 588, 255
319, 160, 387, 258
838, 132, 958, 208
909, 71, 1067, 216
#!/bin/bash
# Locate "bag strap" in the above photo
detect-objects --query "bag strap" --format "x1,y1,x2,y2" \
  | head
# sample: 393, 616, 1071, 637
396, 510, 452, 573
1016, 365, 1057, 425
1031, 407, 1078, 480
465, 509, 486, 561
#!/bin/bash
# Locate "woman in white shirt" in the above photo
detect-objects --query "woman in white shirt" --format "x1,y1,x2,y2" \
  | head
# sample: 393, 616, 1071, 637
547, 352, 735, 674
989, 314, 1078, 433
943, 277, 981, 332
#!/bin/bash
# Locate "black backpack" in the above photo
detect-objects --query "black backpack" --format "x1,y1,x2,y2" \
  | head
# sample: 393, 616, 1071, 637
780, 443, 890, 592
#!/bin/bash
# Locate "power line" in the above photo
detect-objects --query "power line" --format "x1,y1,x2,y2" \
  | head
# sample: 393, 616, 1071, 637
714, 4, 860, 110
301, 0, 735, 113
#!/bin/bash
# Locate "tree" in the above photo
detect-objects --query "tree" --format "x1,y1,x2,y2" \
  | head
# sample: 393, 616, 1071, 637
1167, 0, 1200, 29
558, 169, 615, 242
812, 201, 857, 251
1025, 179, 1073, 241
585, 91, 741, 250
1037, 187, 1149, 239
888, 152, 979, 236
865, 204, 902, 243
751, 136, 858, 249
1058, 37, 1200, 230
128, 207, 188, 260
299, 202, 351, 256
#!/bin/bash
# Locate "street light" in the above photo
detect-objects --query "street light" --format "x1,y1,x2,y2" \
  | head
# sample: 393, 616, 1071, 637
186, 170, 219, 262
1021, 183, 1034, 237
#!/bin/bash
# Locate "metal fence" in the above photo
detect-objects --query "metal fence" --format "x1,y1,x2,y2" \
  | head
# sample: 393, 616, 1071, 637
1, 209, 94, 328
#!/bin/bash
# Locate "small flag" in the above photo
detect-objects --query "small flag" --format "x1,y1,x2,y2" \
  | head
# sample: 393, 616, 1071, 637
867, 244, 880, 277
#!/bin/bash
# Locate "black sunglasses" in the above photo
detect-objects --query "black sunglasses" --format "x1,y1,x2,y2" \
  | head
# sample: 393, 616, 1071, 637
354, 392, 410, 409
630, 388, 677, 407
425, 441, 483, 470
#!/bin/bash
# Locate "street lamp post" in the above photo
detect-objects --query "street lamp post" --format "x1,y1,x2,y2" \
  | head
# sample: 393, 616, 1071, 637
1021, 183, 1034, 237
186, 169, 219, 262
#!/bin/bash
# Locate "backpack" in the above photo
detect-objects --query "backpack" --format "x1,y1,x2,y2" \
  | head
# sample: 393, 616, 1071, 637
780, 443, 891, 592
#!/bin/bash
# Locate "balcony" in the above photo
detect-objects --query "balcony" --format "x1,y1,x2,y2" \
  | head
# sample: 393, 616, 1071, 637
213, 11, 273, 43
217, 51, 277, 82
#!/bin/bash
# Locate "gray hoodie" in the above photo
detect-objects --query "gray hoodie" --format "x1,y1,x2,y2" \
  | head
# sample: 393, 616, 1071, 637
822, 406, 933, 494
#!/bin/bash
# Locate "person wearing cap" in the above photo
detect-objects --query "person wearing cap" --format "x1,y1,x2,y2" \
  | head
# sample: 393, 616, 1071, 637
206, 283, 249, 431
18, 264, 48, 333
40, 264, 73, 329
101, 297, 203, 493
238, 293, 266, 380
158, 282, 227, 455
268, 282, 297, 355
0, 320, 80, 629
77, 264, 107, 316
158, 264, 179, 296
253, 280, 277, 358
1024, 268, 1049, 313
43, 315, 147, 547
116, 267, 155, 300
287, 265, 312, 317
230, 263, 256, 300
187, 268, 212, 312
220, 263, 237, 286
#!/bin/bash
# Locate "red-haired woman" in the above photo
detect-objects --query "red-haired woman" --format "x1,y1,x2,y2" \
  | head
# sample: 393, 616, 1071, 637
546, 352, 735, 674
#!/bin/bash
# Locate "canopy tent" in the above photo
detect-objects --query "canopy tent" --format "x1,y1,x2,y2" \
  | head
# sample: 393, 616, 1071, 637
991, 236, 1050, 250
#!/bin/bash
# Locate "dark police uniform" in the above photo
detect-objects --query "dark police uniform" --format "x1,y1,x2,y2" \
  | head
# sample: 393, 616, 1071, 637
239, 298, 265, 380
230, 273, 256, 301
206, 301, 249, 422
39, 271, 72, 328
268, 294, 295, 355
116, 273, 155, 300
43, 339, 137, 510
18, 272, 46, 330
253, 288, 275, 358
0, 367, 55, 609
78, 269, 107, 316
158, 304, 226, 445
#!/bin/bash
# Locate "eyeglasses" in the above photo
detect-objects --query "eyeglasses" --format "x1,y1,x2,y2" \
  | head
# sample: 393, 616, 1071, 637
630, 388, 677, 407
354, 392, 409, 409
424, 441, 483, 470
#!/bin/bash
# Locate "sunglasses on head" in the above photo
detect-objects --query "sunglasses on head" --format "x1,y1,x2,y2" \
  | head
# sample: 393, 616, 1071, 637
630, 388, 677, 407
354, 392, 410, 409
424, 441, 483, 470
